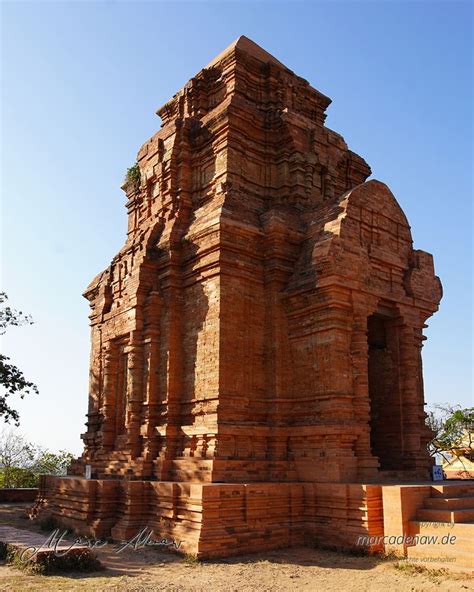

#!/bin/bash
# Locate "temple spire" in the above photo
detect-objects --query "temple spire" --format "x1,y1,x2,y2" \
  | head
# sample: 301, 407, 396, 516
205, 35, 286, 69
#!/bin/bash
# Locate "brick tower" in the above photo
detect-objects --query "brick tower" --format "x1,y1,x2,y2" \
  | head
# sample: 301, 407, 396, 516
36, 37, 445, 557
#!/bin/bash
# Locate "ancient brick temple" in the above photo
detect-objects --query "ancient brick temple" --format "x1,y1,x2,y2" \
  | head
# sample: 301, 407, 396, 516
36, 37, 454, 560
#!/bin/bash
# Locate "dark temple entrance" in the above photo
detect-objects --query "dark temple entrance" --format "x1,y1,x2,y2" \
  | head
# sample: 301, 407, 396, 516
367, 313, 403, 470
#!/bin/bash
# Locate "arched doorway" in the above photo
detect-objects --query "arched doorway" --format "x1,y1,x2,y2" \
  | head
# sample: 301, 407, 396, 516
367, 313, 403, 470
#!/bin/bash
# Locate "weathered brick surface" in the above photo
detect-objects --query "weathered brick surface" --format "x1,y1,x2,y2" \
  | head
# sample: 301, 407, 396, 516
37, 36, 444, 557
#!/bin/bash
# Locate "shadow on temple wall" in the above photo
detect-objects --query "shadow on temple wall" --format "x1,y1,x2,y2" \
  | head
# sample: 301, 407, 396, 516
173, 233, 210, 455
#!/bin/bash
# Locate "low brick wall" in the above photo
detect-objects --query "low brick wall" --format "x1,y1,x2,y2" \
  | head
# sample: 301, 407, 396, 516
36, 476, 384, 557
0, 488, 38, 502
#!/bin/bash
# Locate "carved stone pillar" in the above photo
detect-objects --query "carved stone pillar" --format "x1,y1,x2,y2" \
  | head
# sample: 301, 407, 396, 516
350, 312, 379, 478
397, 319, 431, 473
314, 305, 354, 421
261, 210, 302, 461
415, 325, 434, 455
100, 341, 119, 450
81, 327, 103, 459
125, 330, 144, 458
154, 258, 184, 480
141, 291, 162, 472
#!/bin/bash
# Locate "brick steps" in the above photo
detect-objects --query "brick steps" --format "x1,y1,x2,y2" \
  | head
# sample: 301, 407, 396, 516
424, 496, 474, 510
415, 485, 474, 524
409, 520, 474, 541
430, 484, 474, 498
416, 507, 474, 523
99, 456, 151, 479
406, 521, 474, 573
404, 483, 474, 573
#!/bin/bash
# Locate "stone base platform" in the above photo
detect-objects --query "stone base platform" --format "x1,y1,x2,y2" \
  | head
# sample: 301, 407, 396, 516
32, 476, 384, 557
32, 476, 473, 571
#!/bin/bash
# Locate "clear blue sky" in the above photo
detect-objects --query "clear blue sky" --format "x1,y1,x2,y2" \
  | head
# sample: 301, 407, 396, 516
1, 1, 472, 455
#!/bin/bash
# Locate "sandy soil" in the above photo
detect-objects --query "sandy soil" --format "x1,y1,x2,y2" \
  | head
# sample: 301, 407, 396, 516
0, 504, 472, 592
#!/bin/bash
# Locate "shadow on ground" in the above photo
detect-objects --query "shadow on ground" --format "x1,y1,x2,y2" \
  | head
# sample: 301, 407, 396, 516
0, 502, 384, 581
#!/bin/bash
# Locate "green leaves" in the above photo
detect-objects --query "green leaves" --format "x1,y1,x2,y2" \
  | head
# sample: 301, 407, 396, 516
32, 450, 74, 475
124, 162, 141, 190
0, 430, 74, 488
0, 292, 38, 425
427, 404, 474, 461
0, 292, 33, 335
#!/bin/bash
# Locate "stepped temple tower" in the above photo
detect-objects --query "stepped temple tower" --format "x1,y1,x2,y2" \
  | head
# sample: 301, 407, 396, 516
36, 37, 445, 557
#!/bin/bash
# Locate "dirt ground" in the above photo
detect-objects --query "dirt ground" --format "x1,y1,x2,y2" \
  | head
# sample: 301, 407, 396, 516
0, 504, 473, 592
